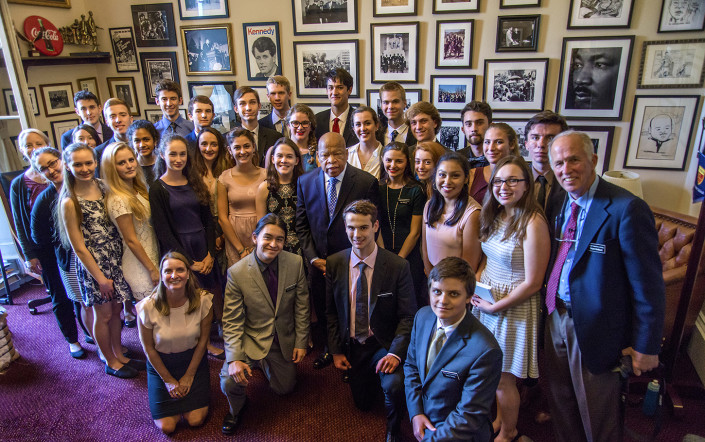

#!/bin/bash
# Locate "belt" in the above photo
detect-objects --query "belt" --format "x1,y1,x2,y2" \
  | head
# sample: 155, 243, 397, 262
556, 298, 572, 318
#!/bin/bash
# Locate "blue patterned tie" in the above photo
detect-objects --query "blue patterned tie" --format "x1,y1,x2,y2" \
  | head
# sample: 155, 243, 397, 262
328, 176, 338, 220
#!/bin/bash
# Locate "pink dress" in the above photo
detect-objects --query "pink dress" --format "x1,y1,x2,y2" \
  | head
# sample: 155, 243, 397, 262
218, 167, 267, 266
423, 198, 481, 266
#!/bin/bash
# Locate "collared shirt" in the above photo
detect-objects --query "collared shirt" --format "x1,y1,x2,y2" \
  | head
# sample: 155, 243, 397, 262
271, 112, 289, 136
154, 115, 195, 138
532, 167, 555, 207
434, 309, 466, 342
348, 244, 378, 339
324, 164, 347, 203
329, 106, 351, 133
347, 142, 383, 179
385, 123, 409, 145
92, 122, 103, 141
557, 175, 600, 304
254, 252, 278, 278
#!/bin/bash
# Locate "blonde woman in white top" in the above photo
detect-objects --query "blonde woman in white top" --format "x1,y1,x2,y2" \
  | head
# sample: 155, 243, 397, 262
348, 106, 383, 179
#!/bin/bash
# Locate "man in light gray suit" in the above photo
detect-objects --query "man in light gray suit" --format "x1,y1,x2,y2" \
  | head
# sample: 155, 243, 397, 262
219, 214, 310, 435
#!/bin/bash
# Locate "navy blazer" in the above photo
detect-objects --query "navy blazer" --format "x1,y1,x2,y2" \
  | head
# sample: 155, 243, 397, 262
549, 178, 665, 374
60, 122, 113, 149
404, 307, 502, 441
314, 107, 357, 147
375, 123, 416, 148
326, 247, 416, 358
295, 165, 380, 263
258, 113, 285, 135
234, 125, 282, 167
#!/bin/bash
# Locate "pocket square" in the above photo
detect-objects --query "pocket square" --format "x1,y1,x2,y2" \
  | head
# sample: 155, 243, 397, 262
378, 292, 393, 298
441, 370, 460, 380
285, 284, 296, 292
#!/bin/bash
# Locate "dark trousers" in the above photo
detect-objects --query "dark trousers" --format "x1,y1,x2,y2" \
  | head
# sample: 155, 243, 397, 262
309, 266, 327, 350
38, 252, 78, 344
348, 336, 404, 433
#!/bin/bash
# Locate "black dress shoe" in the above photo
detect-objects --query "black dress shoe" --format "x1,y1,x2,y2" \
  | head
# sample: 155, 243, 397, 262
70, 346, 86, 359
342, 370, 351, 383
313, 352, 333, 369
385, 431, 399, 442
105, 363, 138, 379
222, 413, 239, 435
125, 359, 146, 371
124, 317, 137, 328
84, 336, 95, 345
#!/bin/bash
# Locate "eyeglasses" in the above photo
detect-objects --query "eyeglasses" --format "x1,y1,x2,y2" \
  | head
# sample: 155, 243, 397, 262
289, 121, 311, 129
38, 159, 60, 174
490, 178, 527, 188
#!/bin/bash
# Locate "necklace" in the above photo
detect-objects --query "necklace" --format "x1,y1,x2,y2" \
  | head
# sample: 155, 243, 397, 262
386, 183, 405, 250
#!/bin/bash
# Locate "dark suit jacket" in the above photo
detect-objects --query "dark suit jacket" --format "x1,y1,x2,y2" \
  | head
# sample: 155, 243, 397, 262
548, 178, 665, 374
236, 125, 282, 167
258, 113, 285, 135
326, 247, 416, 358
404, 307, 502, 441
375, 123, 415, 148
296, 165, 380, 263
60, 122, 113, 149
543, 177, 566, 238
94, 135, 120, 177
314, 106, 357, 147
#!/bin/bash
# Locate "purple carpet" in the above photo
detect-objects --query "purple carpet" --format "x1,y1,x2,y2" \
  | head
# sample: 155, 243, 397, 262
1, 282, 704, 441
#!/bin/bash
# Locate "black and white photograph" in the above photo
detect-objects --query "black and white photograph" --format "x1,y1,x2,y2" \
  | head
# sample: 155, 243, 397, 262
109, 27, 139, 72
178, 0, 229, 20
188, 81, 238, 133
181, 24, 234, 75
50, 118, 79, 149
139, 52, 180, 102
501, 0, 541, 8
3, 87, 39, 116
243, 22, 283, 81
625, 95, 700, 170
366, 88, 421, 127
371, 22, 419, 83
570, 124, 616, 175
496, 15, 540, 52
438, 119, 464, 151
76, 77, 100, 103
435, 20, 473, 68
294, 40, 360, 98
107, 77, 141, 116
252, 87, 273, 120
431, 75, 475, 111
374, 0, 417, 16
433, 0, 479, 13
557, 36, 634, 120
131, 3, 177, 47
639, 39, 705, 88
658, 0, 705, 32
39, 82, 74, 117
568, 0, 634, 28
293, 0, 358, 35
484, 59, 548, 111
496, 119, 530, 160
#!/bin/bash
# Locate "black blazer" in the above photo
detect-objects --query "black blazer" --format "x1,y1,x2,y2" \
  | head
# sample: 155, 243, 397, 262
314, 107, 357, 147
258, 113, 284, 135
326, 247, 416, 358
375, 123, 415, 148
543, 178, 566, 238
60, 122, 113, 149
236, 125, 282, 167
296, 165, 380, 263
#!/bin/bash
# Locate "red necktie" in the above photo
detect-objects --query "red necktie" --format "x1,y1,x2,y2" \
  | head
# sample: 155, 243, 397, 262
332, 117, 340, 134
545, 202, 580, 314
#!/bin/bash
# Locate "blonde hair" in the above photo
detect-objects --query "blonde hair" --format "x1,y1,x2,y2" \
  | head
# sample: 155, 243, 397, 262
101, 142, 150, 221
56, 143, 98, 248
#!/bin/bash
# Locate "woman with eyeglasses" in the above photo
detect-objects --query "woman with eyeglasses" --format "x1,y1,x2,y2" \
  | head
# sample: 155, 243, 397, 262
286, 103, 318, 173
470, 156, 550, 442
469, 123, 521, 205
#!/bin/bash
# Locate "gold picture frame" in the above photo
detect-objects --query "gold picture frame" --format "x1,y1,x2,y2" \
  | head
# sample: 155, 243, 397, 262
9, 0, 70, 8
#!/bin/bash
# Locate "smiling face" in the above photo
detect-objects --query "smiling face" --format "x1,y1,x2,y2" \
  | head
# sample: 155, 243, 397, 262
380, 90, 405, 125
429, 277, 471, 326
132, 128, 155, 159
550, 133, 597, 200
67, 149, 97, 182
35, 153, 63, 184
163, 140, 188, 173
326, 78, 351, 108
273, 143, 299, 177
353, 110, 379, 144
161, 257, 189, 292
414, 149, 435, 181
21, 132, 48, 159
198, 131, 219, 164
75, 99, 101, 126
236, 92, 260, 125
491, 163, 528, 209
266, 83, 291, 113
114, 147, 138, 182
252, 223, 286, 264
345, 212, 379, 257
156, 90, 182, 119
229, 134, 255, 166
383, 149, 407, 181
435, 159, 466, 201
105, 104, 133, 136
288, 111, 312, 146
410, 112, 438, 143
483, 127, 513, 165
72, 129, 96, 149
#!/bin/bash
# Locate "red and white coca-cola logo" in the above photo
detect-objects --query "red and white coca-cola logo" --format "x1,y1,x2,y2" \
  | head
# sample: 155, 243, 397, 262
23, 15, 63, 56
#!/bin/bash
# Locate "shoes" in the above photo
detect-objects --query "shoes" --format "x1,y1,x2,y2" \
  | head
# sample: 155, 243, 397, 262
124, 313, 137, 328
84, 335, 95, 345
125, 359, 146, 371
105, 363, 138, 379
222, 413, 239, 435
342, 370, 351, 384
385, 431, 399, 442
69, 343, 86, 359
313, 352, 333, 369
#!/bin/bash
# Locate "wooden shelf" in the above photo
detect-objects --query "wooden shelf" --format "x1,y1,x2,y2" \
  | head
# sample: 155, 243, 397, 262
20, 53, 111, 70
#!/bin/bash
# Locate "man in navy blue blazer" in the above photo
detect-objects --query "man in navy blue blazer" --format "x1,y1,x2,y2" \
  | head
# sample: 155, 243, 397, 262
295, 132, 380, 369
404, 257, 502, 441
60, 90, 113, 148
545, 131, 665, 442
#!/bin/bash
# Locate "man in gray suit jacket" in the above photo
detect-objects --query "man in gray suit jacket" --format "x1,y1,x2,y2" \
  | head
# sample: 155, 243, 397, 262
219, 214, 310, 435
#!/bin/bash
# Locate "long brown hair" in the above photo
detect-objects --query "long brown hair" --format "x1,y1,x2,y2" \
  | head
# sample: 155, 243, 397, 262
154, 134, 211, 206
479, 155, 544, 242
266, 137, 304, 192
192, 127, 233, 181
57, 143, 98, 248
151, 251, 203, 316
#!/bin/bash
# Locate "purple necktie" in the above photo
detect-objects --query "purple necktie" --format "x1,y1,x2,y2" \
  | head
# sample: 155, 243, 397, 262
546, 202, 580, 314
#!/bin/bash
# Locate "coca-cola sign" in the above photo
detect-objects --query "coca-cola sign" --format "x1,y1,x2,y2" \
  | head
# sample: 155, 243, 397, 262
23, 15, 64, 56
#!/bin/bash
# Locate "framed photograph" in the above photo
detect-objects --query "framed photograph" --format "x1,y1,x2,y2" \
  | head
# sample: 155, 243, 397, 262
8, 0, 69, 7
50, 118, 79, 149
181, 24, 234, 76
568, 0, 634, 29
435, 20, 474, 69
139, 52, 180, 102
178, 0, 229, 19
431, 75, 475, 111
556, 36, 634, 120
292, 0, 358, 35
658, 0, 705, 33
496, 15, 539, 52
374, 0, 418, 16
569, 125, 615, 175
107, 77, 140, 117
187, 81, 238, 133
39, 83, 75, 117
109, 27, 139, 73
371, 22, 419, 83
250, 87, 273, 121
3, 88, 39, 116
366, 88, 422, 126
638, 39, 705, 89
293, 40, 360, 98
433, 0, 479, 13
500, 0, 541, 7
243, 22, 283, 81
76, 77, 100, 103
483, 58, 548, 112
624, 95, 700, 170
494, 119, 530, 161
438, 119, 464, 151
144, 108, 187, 124
131, 3, 177, 47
